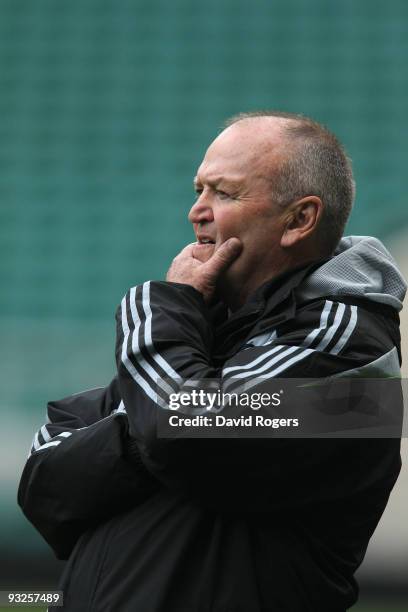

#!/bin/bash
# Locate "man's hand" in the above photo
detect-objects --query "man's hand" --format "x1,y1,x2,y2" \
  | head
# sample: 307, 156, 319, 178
166, 238, 242, 303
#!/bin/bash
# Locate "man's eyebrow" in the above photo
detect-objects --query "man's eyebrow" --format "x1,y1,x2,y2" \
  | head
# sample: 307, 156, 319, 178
193, 175, 242, 188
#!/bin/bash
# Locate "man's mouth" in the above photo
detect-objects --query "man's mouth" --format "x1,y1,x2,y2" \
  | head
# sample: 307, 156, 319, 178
193, 238, 216, 262
197, 235, 216, 245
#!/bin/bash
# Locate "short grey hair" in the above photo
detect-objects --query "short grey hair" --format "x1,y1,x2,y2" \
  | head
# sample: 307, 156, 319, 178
224, 110, 355, 255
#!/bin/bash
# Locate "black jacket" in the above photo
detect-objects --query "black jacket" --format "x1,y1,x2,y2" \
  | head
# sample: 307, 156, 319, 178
18, 236, 405, 611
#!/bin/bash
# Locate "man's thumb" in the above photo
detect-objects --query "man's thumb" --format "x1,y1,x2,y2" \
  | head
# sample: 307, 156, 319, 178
205, 238, 242, 276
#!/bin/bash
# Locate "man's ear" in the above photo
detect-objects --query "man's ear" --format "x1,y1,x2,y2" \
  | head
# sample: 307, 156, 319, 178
280, 196, 323, 248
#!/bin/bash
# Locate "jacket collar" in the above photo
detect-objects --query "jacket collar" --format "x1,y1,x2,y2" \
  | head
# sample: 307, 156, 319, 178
212, 259, 327, 361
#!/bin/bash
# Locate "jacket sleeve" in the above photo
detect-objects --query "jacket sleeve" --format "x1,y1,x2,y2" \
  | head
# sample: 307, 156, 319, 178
18, 377, 159, 560
116, 281, 402, 514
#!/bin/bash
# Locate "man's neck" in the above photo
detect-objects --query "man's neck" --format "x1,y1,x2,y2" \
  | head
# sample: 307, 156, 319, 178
218, 253, 319, 312
217, 270, 285, 312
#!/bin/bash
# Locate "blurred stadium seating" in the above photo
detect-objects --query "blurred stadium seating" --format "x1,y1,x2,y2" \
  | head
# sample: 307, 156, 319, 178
0, 0, 406, 607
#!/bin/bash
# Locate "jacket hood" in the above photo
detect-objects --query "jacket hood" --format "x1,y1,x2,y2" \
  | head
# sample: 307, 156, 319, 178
295, 236, 407, 312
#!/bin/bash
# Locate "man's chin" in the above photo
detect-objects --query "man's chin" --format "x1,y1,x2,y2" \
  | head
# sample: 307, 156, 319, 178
192, 243, 215, 262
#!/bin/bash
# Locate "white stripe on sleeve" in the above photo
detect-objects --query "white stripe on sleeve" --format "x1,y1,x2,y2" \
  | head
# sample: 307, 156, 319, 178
316, 302, 345, 351
141, 282, 183, 383
40, 425, 51, 443
223, 344, 286, 376
330, 305, 358, 355
120, 295, 169, 410
35, 440, 62, 452
33, 432, 40, 450
235, 347, 315, 394
129, 286, 177, 396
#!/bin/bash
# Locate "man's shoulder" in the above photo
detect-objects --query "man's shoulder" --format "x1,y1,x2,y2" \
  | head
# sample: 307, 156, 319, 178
224, 296, 400, 381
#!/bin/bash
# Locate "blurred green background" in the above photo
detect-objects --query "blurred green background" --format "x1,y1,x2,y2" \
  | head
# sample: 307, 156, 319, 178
0, 0, 407, 609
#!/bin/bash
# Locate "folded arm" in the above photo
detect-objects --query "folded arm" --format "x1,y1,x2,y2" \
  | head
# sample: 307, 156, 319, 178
18, 378, 158, 560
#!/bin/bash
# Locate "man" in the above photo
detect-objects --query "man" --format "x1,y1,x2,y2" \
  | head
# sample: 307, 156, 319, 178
19, 111, 406, 611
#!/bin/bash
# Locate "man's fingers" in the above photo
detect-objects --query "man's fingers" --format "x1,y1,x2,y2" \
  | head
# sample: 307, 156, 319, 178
179, 243, 197, 257
167, 238, 241, 300
203, 238, 242, 277
170, 243, 196, 264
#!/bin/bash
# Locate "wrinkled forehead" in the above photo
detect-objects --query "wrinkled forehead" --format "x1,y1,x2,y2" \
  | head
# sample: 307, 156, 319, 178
197, 119, 288, 182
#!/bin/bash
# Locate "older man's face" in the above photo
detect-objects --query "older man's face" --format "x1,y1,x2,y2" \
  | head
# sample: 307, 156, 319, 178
188, 119, 289, 295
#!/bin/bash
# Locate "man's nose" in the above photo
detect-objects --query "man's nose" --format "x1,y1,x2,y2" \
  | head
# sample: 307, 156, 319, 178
188, 193, 214, 224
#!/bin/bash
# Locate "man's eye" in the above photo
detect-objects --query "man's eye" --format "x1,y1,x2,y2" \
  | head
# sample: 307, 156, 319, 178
193, 188, 231, 200
216, 190, 231, 200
